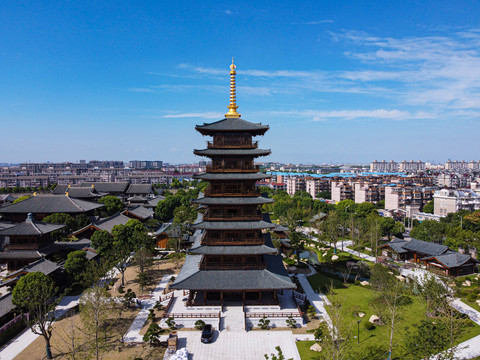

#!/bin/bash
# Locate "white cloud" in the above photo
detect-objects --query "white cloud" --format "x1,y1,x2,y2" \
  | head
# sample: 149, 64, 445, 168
159, 112, 223, 119
262, 109, 434, 121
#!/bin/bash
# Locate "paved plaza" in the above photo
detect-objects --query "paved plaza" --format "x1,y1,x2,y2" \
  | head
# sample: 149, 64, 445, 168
174, 330, 301, 360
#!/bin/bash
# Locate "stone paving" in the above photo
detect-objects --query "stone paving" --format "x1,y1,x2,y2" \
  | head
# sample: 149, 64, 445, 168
175, 330, 301, 360
124, 274, 172, 343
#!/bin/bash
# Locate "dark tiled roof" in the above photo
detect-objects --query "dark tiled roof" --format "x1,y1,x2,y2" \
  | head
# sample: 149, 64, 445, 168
194, 148, 271, 157
381, 238, 409, 254
0, 293, 15, 319
193, 173, 271, 181
147, 196, 166, 208
127, 196, 148, 203
0, 195, 103, 214
66, 187, 104, 198
191, 220, 275, 230
8, 258, 61, 278
52, 184, 69, 194
124, 205, 154, 220
91, 213, 131, 233
126, 184, 154, 195
421, 253, 478, 268
0, 217, 65, 236
402, 238, 450, 256
0, 250, 43, 260
192, 196, 273, 205
195, 118, 269, 135
170, 254, 294, 291
80, 182, 129, 193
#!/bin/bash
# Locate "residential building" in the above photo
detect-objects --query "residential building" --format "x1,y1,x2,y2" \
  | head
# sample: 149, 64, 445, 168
433, 189, 480, 217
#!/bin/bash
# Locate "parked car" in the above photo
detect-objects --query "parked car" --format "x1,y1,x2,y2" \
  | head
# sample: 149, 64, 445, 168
201, 324, 213, 343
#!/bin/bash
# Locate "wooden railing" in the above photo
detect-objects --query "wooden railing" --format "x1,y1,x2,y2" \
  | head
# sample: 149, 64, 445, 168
204, 186, 260, 197
207, 141, 258, 149
203, 210, 262, 221
245, 312, 302, 318
206, 165, 260, 173
160, 292, 174, 302
200, 263, 265, 270
162, 312, 221, 319
164, 294, 175, 313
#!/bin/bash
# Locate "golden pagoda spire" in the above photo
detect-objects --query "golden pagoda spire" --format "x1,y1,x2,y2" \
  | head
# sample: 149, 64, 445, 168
225, 57, 241, 118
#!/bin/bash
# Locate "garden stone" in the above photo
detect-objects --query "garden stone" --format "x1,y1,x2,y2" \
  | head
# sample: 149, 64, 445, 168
358, 312, 365, 318
310, 343, 322, 352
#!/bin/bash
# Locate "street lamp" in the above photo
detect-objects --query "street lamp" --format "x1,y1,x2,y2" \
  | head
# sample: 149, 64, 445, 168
357, 319, 362, 344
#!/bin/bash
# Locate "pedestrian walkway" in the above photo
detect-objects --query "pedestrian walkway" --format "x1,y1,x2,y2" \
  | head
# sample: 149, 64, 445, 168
297, 274, 332, 328
0, 295, 81, 360
124, 274, 172, 343
222, 306, 245, 332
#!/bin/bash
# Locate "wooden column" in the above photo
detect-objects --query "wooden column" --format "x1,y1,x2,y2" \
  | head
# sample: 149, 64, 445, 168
259, 290, 262, 304
221, 291, 224, 306
243, 291, 246, 305
204, 291, 207, 306
273, 291, 278, 304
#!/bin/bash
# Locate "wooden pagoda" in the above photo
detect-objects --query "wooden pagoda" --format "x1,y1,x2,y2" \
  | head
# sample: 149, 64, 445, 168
171, 59, 295, 305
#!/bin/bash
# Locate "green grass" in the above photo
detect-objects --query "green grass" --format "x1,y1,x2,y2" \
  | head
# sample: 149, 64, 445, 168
299, 272, 480, 360
296, 341, 322, 360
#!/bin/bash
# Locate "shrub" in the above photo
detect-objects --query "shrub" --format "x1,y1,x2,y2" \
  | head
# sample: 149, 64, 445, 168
195, 320, 206, 330
466, 293, 478, 302
286, 316, 297, 328
364, 322, 375, 331
165, 317, 176, 330
118, 286, 125, 293
258, 316, 270, 330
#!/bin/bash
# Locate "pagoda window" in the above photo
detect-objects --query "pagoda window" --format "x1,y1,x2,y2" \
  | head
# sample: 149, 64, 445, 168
210, 231, 220, 238
245, 232, 255, 238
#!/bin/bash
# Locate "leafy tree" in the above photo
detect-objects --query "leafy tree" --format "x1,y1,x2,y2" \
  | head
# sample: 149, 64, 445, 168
422, 200, 434, 214
336, 199, 356, 214
410, 220, 447, 243
43, 212, 77, 240
356, 202, 376, 218
90, 230, 113, 255
173, 204, 196, 224
98, 195, 124, 216
379, 217, 396, 239
404, 318, 451, 360
316, 191, 331, 199
376, 200, 385, 209
12, 272, 58, 359
64, 250, 88, 283
12, 195, 31, 204
155, 196, 181, 221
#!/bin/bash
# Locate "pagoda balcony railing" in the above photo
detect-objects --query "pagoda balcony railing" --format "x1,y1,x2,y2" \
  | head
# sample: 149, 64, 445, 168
199, 262, 266, 270
201, 234, 264, 246
206, 165, 260, 173
207, 140, 258, 149
204, 186, 260, 197
203, 209, 262, 221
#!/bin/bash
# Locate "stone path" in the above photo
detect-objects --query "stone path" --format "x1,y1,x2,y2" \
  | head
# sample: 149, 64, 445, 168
297, 274, 332, 328
222, 306, 244, 332
124, 274, 172, 343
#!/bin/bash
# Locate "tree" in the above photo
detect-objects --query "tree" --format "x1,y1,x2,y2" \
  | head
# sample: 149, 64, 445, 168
410, 220, 447, 243
64, 250, 88, 283
12, 272, 58, 359
43, 212, 77, 240
79, 286, 114, 360
379, 217, 396, 239
422, 200, 434, 214
316, 191, 331, 199
370, 265, 412, 360
143, 322, 162, 347
90, 230, 113, 255
404, 318, 451, 360
356, 202, 376, 218
264, 346, 293, 360
98, 195, 124, 216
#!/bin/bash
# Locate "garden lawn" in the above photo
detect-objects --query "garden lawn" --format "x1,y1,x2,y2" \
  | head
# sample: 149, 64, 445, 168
302, 273, 480, 360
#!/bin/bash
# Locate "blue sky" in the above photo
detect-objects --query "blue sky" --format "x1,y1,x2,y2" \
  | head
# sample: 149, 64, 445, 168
2, 1, 480, 164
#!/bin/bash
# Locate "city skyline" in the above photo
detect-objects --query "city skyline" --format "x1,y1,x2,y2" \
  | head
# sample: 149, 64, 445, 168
2, 1, 480, 163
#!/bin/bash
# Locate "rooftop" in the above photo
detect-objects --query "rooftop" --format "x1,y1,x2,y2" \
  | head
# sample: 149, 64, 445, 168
0, 195, 103, 215
195, 117, 269, 136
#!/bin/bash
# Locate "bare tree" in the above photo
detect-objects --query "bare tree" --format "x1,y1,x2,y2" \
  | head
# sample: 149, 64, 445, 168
79, 286, 114, 360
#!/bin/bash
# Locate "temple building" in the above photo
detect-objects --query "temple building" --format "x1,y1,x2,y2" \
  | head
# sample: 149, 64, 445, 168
171, 60, 295, 305
0, 213, 65, 270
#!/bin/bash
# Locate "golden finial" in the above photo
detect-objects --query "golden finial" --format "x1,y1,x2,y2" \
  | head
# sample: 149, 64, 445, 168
225, 57, 241, 118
